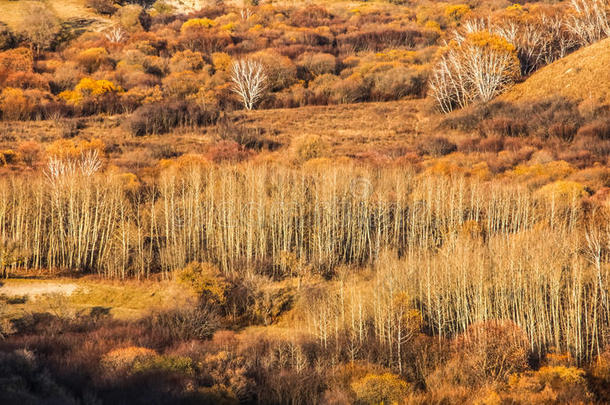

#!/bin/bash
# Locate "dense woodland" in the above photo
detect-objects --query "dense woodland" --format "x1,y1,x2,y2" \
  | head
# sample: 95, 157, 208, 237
0, 0, 609, 404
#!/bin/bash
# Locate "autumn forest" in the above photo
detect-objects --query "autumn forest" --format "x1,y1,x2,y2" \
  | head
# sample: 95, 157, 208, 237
0, 0, 609, 403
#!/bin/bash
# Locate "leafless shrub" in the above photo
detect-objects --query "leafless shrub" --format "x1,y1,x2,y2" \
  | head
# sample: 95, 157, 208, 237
567, 0, 610, 45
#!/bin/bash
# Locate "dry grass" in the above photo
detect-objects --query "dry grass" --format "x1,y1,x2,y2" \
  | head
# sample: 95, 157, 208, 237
502, 37, 610, 105
238, 100, 428, 157
0, 277, 197, 320
0, 100, 433, 174
0, 0, 100, 29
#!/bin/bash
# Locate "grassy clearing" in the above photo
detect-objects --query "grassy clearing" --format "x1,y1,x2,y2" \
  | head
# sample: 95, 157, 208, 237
0, 0, 97, 29
0, 276, 197, 320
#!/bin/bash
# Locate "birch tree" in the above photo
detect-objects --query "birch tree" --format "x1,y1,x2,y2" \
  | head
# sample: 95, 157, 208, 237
231, 59, 267, 110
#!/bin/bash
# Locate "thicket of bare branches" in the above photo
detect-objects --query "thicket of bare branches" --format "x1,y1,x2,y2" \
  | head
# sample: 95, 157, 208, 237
567, 0, 610, 45
1, 164, 608, 363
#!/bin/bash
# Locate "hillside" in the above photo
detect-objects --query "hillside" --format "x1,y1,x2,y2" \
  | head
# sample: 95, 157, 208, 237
0, 0, 101, 29
502, 37, 610, 104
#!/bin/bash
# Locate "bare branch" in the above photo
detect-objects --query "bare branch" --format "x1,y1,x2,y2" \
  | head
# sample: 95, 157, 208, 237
231, 59, 267, 110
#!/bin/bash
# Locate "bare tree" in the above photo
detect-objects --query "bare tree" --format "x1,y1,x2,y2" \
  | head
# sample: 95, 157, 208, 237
567, 0, 610, 45
231, 59, 267, 110
104, 26, 126, 43
19, 3, 60, 55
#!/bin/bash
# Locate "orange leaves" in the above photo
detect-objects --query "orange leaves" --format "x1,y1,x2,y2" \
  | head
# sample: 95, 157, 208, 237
506, 366, 593, 403
46, 138, 105, 160
0, 87, 31, 120
0, 47, 33, 73
169, 50, 206, 73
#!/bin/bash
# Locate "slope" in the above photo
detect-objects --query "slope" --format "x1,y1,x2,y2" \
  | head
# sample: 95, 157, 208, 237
502, 37, 610, 104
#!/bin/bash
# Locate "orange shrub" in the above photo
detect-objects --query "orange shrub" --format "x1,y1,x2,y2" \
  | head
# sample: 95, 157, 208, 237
444, 4, 470, 22
0, 88, 32, 120
169, 50, 206, 73
59, 77, 123, 108
330, 73, 368, 104
101, 346, 157, 375
117, 4, 148, 32
211, 52, 232, 73
251, 50, 297, 91
417, 136, 457, 157
452, 320, 529, 385
176, 262, 229, 305
297, 52, 336, 77
17, 141, 42, 167
206, 140, 252, 163
5, 72, 50, 91
162, 71, 209, 98
535, 180, 588, 203
291, 134, 328, 162
76, 47, 113, 73
367, 65, 427, 100
179, 28, 232, 54
577, 119, 610, 140
0, 47, 33, 73
506, 366, 593, 403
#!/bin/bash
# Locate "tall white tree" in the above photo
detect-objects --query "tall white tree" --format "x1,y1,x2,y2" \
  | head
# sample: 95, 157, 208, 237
231, 59, 267, 110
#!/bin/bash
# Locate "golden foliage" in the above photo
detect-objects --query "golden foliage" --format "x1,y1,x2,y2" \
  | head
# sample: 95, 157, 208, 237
76, 47, 111, 73
181, 18, 216, 33
536, 180, 588, 202
101, 346, 157, 374
176, 262, 229, 305
506, 366, 593, 403
60, 78, 123, 105
212, 52, 232, 73
445, 4, 471, 21
46, 138, 105, 160
76, 78, 123, 96
351, 372, 409, 404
